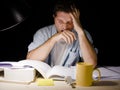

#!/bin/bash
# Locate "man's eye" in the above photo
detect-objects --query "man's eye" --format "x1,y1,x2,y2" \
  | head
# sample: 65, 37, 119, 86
58, 20, 63, 24
67, 22, 71, 24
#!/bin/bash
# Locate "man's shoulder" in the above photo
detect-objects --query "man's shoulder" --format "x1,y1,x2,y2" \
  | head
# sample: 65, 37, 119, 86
34, 24, 56, 36
41, 24, 55, 30
36, 24, 55, 32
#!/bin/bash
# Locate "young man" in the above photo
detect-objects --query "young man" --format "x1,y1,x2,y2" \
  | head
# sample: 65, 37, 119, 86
26, 0, 97, 68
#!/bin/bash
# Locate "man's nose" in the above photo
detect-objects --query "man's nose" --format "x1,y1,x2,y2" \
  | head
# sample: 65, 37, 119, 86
62, 24, 68, 30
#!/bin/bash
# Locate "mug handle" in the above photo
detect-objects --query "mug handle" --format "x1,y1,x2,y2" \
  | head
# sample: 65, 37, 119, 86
93, 68, 101, 82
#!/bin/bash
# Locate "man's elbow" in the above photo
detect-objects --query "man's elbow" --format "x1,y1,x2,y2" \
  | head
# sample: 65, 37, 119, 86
92, 57, 97, 68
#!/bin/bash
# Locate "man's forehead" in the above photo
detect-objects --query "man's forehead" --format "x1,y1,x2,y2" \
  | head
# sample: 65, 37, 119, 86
56, 12, 72, 21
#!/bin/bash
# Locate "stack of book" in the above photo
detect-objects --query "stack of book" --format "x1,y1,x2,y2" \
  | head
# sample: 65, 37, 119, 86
0, 61, 36, 84
0, 59, 75, 84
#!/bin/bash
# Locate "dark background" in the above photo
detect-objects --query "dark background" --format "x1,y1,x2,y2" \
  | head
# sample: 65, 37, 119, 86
0, 0, 119, 66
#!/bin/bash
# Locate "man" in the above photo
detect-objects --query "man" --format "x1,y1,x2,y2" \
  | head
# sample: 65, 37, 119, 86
26, 0, 97, 68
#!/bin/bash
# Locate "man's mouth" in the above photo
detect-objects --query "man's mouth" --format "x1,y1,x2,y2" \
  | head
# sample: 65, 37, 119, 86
61, 30, 64, 32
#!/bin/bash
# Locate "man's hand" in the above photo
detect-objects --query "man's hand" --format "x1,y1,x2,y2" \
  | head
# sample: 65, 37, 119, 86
69, 8, 82, 32
52, 30, 76, 44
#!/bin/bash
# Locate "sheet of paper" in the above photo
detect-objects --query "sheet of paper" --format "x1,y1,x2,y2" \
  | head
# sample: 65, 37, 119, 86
93, 67, 120, 80
46, 66, 75, 80
104, 66, 120, 74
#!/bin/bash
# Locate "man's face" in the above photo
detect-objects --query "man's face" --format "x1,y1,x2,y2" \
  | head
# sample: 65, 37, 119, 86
54, 11, 74, 32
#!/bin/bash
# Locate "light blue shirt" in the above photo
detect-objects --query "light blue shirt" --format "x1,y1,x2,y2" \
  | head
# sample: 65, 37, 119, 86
28, 24, 97, 67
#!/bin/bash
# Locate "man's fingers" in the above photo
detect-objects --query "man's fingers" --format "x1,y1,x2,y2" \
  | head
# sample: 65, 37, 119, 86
62, 31, 76, 44
62, 32, 71, 44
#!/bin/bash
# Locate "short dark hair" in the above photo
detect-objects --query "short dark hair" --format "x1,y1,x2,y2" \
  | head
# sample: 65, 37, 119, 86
53, 0, 79, 16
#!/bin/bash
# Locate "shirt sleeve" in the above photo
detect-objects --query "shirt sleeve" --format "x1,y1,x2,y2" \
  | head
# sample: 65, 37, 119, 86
27, 25, 56, 52
27, 27, 50, 52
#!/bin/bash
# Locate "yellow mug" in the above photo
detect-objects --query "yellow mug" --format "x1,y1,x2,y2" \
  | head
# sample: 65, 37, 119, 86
76, 62, 101, 86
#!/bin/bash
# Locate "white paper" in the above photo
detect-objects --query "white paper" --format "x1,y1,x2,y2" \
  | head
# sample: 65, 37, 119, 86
104, 66, 120, 73
93, 67, 120, 80
46, 66, 75, 80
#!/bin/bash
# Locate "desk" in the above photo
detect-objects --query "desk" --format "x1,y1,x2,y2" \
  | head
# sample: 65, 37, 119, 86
0, 80, 120, 90
0, 66, 120, 90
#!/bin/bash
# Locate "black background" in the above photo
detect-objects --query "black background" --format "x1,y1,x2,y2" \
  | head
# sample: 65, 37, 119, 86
0, 0, 119, 66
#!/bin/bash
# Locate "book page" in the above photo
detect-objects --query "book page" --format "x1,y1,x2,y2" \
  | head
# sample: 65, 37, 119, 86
105, 66, 120, 74
18, 59, 52, 78
46, 65, 75, 80
93, 67, 120, 79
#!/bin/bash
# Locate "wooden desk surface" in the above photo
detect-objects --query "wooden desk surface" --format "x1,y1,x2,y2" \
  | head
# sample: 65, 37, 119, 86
0, 80, 120, 90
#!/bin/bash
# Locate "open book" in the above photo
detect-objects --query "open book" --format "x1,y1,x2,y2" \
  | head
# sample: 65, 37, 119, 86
0, 59, 76, 83
18, 59, 76, 80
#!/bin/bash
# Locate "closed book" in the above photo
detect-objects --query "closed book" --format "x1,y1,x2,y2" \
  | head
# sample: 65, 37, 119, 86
4, 67, 36, 84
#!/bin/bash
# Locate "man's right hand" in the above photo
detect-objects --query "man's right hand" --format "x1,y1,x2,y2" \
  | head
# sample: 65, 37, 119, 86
52, 30, 76, 44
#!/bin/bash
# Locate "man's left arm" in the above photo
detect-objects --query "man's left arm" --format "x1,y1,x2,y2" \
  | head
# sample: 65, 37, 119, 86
70, 8, 97, 68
